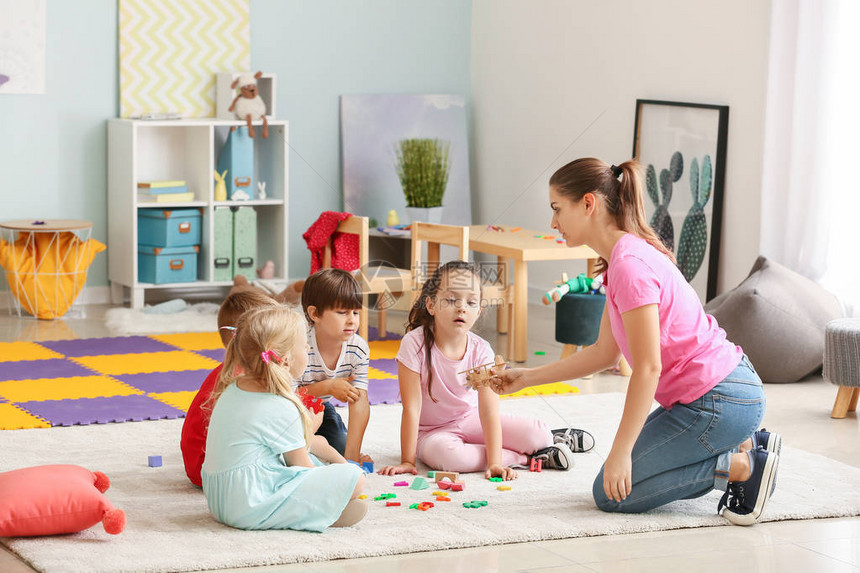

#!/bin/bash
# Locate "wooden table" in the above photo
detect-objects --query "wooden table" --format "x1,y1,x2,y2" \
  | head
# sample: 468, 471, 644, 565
468, 225, 599, 362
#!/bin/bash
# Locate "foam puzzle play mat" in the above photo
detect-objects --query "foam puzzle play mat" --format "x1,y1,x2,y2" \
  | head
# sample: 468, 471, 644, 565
0, 331, 578, 430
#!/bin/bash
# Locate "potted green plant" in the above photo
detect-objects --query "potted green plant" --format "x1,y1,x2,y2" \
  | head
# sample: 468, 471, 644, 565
394, 138, 451, 223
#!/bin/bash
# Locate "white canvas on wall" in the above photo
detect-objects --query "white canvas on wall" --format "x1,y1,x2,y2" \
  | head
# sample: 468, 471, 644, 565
0, 0, 46, 94
341, 94, 472, 227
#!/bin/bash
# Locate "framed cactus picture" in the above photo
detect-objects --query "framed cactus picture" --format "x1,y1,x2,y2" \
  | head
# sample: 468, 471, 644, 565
632, 99, 729, 302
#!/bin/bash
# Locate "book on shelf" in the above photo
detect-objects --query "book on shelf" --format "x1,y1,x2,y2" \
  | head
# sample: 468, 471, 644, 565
138, 180, 187, 188
376, 225, 411, 237
137, 191, 195, 203
137, 184, 189, 195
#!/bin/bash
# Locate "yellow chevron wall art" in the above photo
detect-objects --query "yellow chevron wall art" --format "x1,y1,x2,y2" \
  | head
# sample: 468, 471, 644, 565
119, 0, 250, 118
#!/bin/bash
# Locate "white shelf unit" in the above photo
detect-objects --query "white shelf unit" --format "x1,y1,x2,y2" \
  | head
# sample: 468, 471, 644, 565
107, 118, 289, 309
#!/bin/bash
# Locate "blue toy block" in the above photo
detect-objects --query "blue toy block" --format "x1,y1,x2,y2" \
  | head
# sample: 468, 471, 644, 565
148, 455, 162, 467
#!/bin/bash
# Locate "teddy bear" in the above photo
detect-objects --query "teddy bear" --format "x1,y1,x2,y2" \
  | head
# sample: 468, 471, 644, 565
228, 71, 268, 138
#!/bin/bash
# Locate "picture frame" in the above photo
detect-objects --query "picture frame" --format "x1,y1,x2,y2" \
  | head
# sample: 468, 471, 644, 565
632, 99, 729, 302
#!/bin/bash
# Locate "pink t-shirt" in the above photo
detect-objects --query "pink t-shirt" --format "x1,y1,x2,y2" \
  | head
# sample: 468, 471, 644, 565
396, 328, 495, 431
605, 234, 743, 409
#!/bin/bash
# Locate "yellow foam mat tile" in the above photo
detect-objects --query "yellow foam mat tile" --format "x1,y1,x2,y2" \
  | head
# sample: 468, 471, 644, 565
151, 332, 223, 351
368, 339, 401, 360
501, 382, 579, 399
0, 403, 51, 430
150, 390, 196, 412
72, 351, 220, 376
0, 342, 63, 362
0, 376, 143, 403
367, 366, 397, 380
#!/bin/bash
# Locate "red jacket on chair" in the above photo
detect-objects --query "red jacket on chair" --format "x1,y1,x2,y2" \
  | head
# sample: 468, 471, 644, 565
303, 211, 360, 274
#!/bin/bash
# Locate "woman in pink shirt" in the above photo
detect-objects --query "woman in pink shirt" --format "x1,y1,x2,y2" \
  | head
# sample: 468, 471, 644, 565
379, 261, 590, 480
493, 158, 781, 525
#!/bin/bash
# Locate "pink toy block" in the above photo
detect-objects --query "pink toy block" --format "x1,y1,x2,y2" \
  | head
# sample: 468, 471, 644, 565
437, 481, 452, 490
450, 482, 464, 491
393, 480, 409, 486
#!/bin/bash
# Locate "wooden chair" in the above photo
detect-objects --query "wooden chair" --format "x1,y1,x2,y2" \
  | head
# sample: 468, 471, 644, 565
410, 222, 515, 361
321, 215, 411, 340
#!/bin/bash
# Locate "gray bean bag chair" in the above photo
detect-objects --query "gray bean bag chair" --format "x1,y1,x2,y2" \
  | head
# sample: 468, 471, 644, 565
704, 256, 843, 383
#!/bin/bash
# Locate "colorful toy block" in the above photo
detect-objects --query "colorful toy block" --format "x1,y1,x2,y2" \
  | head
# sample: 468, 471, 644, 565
410, 477, 429, 490
437, 481, 451, 490
450, 482, 465, 491
463, 500, 488, 509
386, 502, 401, 507
434, 471, 460, 483
374, 493, 396, 501
393, 480, 409, 486
489, 477, 502, 482
148, 455, 162, 467
529, 458, 543, 472
358, 494, 368, 499
427, 471, 436, 479
432, 490, 446, 496
497, 485, 511, 491
435, 496, 451, 502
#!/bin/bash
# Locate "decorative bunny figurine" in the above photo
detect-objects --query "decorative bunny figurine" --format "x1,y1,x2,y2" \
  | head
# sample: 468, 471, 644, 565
257, 181, 267, 200
214, 170, 228, 201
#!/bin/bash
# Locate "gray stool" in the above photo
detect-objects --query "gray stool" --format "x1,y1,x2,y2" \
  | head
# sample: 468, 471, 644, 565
823, 318, 860, 418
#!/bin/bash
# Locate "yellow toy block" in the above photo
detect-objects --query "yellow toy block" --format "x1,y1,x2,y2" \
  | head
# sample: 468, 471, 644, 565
151, 332, 223, 351
72, 351, 219, 376
0, 342, 63, 362
501, 382, 579, 399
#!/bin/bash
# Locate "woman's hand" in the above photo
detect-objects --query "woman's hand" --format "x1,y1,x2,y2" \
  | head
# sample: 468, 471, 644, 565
603, 450, 632, 503
490, 367, 529, 395
485, 464, 517, 481
377, 461, 418, 476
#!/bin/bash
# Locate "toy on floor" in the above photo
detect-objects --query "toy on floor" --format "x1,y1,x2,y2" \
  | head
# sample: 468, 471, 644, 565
460, 354, 507, 390
228, 71, 268, 138
148, 455, 162, 467
0, 465, 125, 536
542, 272, 603, 305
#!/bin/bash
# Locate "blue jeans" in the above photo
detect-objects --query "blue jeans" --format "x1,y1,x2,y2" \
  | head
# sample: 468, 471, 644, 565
593, 355, 764, 513
316, 401, 347, 456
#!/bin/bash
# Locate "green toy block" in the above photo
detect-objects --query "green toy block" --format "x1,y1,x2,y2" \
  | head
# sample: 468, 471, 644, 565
410, 477, 429, 490
534, 351, 546, 356
488, 477, 502, 482
374, 493, 396, 501
462, 500, 489, 509
427, 471, 436, 479
409, 503, 419, 510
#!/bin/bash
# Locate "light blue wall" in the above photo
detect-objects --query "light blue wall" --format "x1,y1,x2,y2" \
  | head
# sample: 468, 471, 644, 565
0, 0, 471, 288
251, 0, 472, 277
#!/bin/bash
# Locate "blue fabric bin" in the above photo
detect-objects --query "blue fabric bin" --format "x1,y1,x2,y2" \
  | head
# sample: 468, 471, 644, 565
138, 245, 199, 284
138, 208, 202, 248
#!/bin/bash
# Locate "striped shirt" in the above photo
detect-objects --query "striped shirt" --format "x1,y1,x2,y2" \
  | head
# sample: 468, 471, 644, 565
295, 326, 370, 402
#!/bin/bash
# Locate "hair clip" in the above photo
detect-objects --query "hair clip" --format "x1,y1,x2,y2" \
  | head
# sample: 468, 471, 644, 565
219, 325, 237, 338
260, 349, 281, 364
610, 164, 622, 178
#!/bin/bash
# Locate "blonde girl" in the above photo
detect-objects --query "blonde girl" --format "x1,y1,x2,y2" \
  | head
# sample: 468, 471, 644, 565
202, 305, 367, 531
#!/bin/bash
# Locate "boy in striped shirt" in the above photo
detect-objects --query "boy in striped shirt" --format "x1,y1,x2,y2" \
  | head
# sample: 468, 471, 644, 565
297, 269, 372, 464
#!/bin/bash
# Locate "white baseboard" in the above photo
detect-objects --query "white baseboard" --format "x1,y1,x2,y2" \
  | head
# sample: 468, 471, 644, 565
0, 286, 111, 312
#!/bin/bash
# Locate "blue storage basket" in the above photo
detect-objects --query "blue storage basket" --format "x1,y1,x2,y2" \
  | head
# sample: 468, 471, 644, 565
138, 208, 202, 248
138, 245, 199, 284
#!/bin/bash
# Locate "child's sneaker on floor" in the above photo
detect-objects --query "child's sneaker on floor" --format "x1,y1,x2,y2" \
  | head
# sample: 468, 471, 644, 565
718, 447, 780, 526
551, 427, 595, 453
530, 442, 574, 471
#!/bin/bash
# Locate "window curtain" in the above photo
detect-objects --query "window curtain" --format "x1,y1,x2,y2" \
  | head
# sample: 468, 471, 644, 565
760, 0, 860, 316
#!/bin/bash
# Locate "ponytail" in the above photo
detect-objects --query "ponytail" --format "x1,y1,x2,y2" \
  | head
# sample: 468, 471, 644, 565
549, 158, 676, 274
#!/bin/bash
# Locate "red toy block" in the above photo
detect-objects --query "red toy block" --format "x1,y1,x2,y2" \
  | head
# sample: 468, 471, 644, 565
437, 481, 452, 490
450, 482, 464, 491
530, 458, 542, 472
386, 502, 401, 507
435, 496, 451, 502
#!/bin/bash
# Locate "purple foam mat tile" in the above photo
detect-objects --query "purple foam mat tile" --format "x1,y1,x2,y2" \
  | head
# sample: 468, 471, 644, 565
38, 336, 178, 357
365, 326, 402, 342
114, 369, 213, 394
195, 348, 225, 362
17, 395, 186, 427
0, 359, 96, 382
331, 378, 401, 408
371, 358, 399, 376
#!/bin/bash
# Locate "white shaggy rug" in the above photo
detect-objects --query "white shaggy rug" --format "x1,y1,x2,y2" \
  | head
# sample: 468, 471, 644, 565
2, 393, 860, 573
105, 302, 219, 335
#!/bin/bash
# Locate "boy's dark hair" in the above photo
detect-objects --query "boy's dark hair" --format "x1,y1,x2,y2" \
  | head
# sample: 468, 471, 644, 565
217, 288, 279, 347
301, 268, 363, 319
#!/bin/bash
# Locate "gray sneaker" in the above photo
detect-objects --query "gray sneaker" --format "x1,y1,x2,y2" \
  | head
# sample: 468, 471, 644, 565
552, 427, 595, 453
531, 442, 574, 471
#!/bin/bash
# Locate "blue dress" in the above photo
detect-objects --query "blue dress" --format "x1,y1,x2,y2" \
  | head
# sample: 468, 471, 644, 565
201, 383, 363, 532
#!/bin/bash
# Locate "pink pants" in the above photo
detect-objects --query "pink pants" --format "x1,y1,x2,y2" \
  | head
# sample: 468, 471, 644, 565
416, 411, 552, 472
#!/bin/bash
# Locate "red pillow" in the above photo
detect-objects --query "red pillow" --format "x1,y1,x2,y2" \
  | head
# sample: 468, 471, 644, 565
0, 464, 125, 536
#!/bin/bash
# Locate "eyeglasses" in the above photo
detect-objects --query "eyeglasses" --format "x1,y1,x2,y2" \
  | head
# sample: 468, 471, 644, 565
219, 326, 237, 338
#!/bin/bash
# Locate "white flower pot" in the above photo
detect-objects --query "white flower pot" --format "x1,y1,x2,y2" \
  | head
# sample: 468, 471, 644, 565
406, 206, 444, 224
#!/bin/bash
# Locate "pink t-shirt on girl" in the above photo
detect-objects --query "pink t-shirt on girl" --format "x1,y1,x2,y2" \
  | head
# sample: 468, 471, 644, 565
396, 328, 495, 431
605, 233, 743, 409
